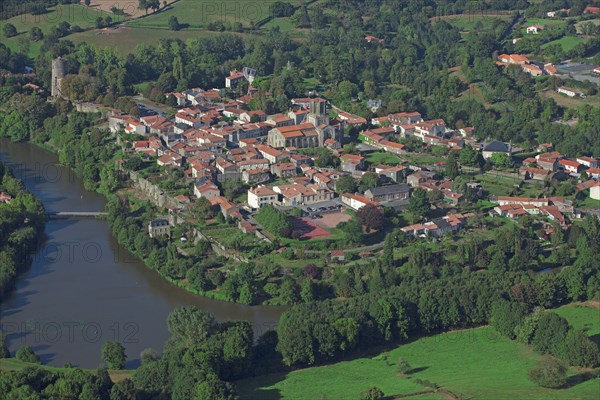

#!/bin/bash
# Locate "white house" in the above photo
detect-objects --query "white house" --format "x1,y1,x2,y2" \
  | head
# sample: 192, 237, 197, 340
248, 186, 278, 209
577, 156, 599, 168
340, 193, 381, 211
526, 24, 544, 34
557, 86, 583, 98
591, 184, 600, 201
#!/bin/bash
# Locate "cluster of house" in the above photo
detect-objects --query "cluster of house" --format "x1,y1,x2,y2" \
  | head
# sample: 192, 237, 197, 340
401, 212, 474, 238
547, 6, 600, 17
490, 196, 580, 228
496, 53, 558, 77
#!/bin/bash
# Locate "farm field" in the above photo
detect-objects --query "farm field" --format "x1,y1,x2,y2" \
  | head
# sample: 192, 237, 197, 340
1, 3, 119, 57
539, 89, 600, 110
68, 26, 255, 54
237, 305, 600, 400
541, 35, 588, 52
127, 0, 301, 29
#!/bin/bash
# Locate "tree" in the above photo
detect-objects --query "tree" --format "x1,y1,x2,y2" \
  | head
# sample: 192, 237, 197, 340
110, 379, 136, 400
0, 334, 9, 358
560, 330, 600, 368
528, 356, 567, 389
357, 204, 384, 231
3, 23, 17, 38
169, 16, 181, 31
445, 157, 460, 179
30, 27, 43, 41
16, 345, 40, 363
360, 386, 384, 400
194, 375, 237, 400
101, 341, 127, 369
167, 306, 215, 346
339, 218, 363, 243
336, 174, 357, 194
396, 357, 412, 374
192, 197, 214, 223
84, 0, 91, 6
140, 348, 158, 364
531, 312, 570, 356
490, 300, 528, 340
405, 188, 430, 223
490, 152, 511, 168
359, 172, 379, 193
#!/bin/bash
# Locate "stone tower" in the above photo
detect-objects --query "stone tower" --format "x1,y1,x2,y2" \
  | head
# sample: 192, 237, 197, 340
51, 57, 66, 97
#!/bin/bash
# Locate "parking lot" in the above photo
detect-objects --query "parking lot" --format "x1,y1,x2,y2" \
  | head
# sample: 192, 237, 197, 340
555, 61, 600, 85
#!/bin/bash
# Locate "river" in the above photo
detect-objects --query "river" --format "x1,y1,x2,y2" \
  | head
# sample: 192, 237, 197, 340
0, 139, 284, 368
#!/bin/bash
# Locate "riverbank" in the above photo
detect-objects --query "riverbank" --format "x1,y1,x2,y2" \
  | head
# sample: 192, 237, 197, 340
0, 161, 47, 301
0, 139, 284, 367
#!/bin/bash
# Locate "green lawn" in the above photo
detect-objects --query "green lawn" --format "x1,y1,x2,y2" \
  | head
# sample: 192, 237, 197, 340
236, 357, 437, 400
542, 36, 588, 52
554, 303, 600, 336
366, 152, 401, 166
237, 304, 600, 400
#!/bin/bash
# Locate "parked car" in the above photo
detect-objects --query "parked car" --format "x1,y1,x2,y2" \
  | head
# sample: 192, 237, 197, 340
307, 207, 317, 212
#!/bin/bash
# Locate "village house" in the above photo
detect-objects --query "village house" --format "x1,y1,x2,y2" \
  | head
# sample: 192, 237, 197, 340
193, 180, 221, 199
271, 162, 298, 178
558, 159, 583, 174
330, 250, 346, 262
341, 193, 381, 211
576, 156, 598, 168
594, 66, 600, 76
236, 158, 270, 172
273, 183, 334, 206
225, 70, 245, 88
339, 154, 365, 172
482, 140, 511, 160
242, 169, 271, 184
364, 184, 411, 203
522, 64, 543, 77
498, 54, 529, 65
492, 204, 529, 219
248, 186, 278, 209
557, 86, 584, 98
210, 196, 241, 220
591, 184, 600, 200
375, 165, 407, 183
148, 219, 170, 238
496, 196, 549, 207
584, 5, 600, 14
544, 64, 558, 76
586, 167, 600, 179
526, 24, 544, 34
157, 151, 183, 168
255, 144, 287, 164
520, 166, 551, 181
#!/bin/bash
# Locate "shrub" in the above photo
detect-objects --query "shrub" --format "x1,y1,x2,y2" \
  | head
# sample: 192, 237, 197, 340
528, 356, 567, 389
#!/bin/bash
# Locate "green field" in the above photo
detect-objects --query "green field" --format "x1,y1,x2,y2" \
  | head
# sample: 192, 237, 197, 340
68, 26, 255, 54
237, 305, 600, 400
555, 303, 600, 336
128, 0, 300, 29
521, 18, 566, 35
366, 152, 401, 166
1, 3, 120, 57
542, 35, 588, 51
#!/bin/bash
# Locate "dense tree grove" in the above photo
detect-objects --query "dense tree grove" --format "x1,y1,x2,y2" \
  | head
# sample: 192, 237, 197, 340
0, 163, 47, 300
